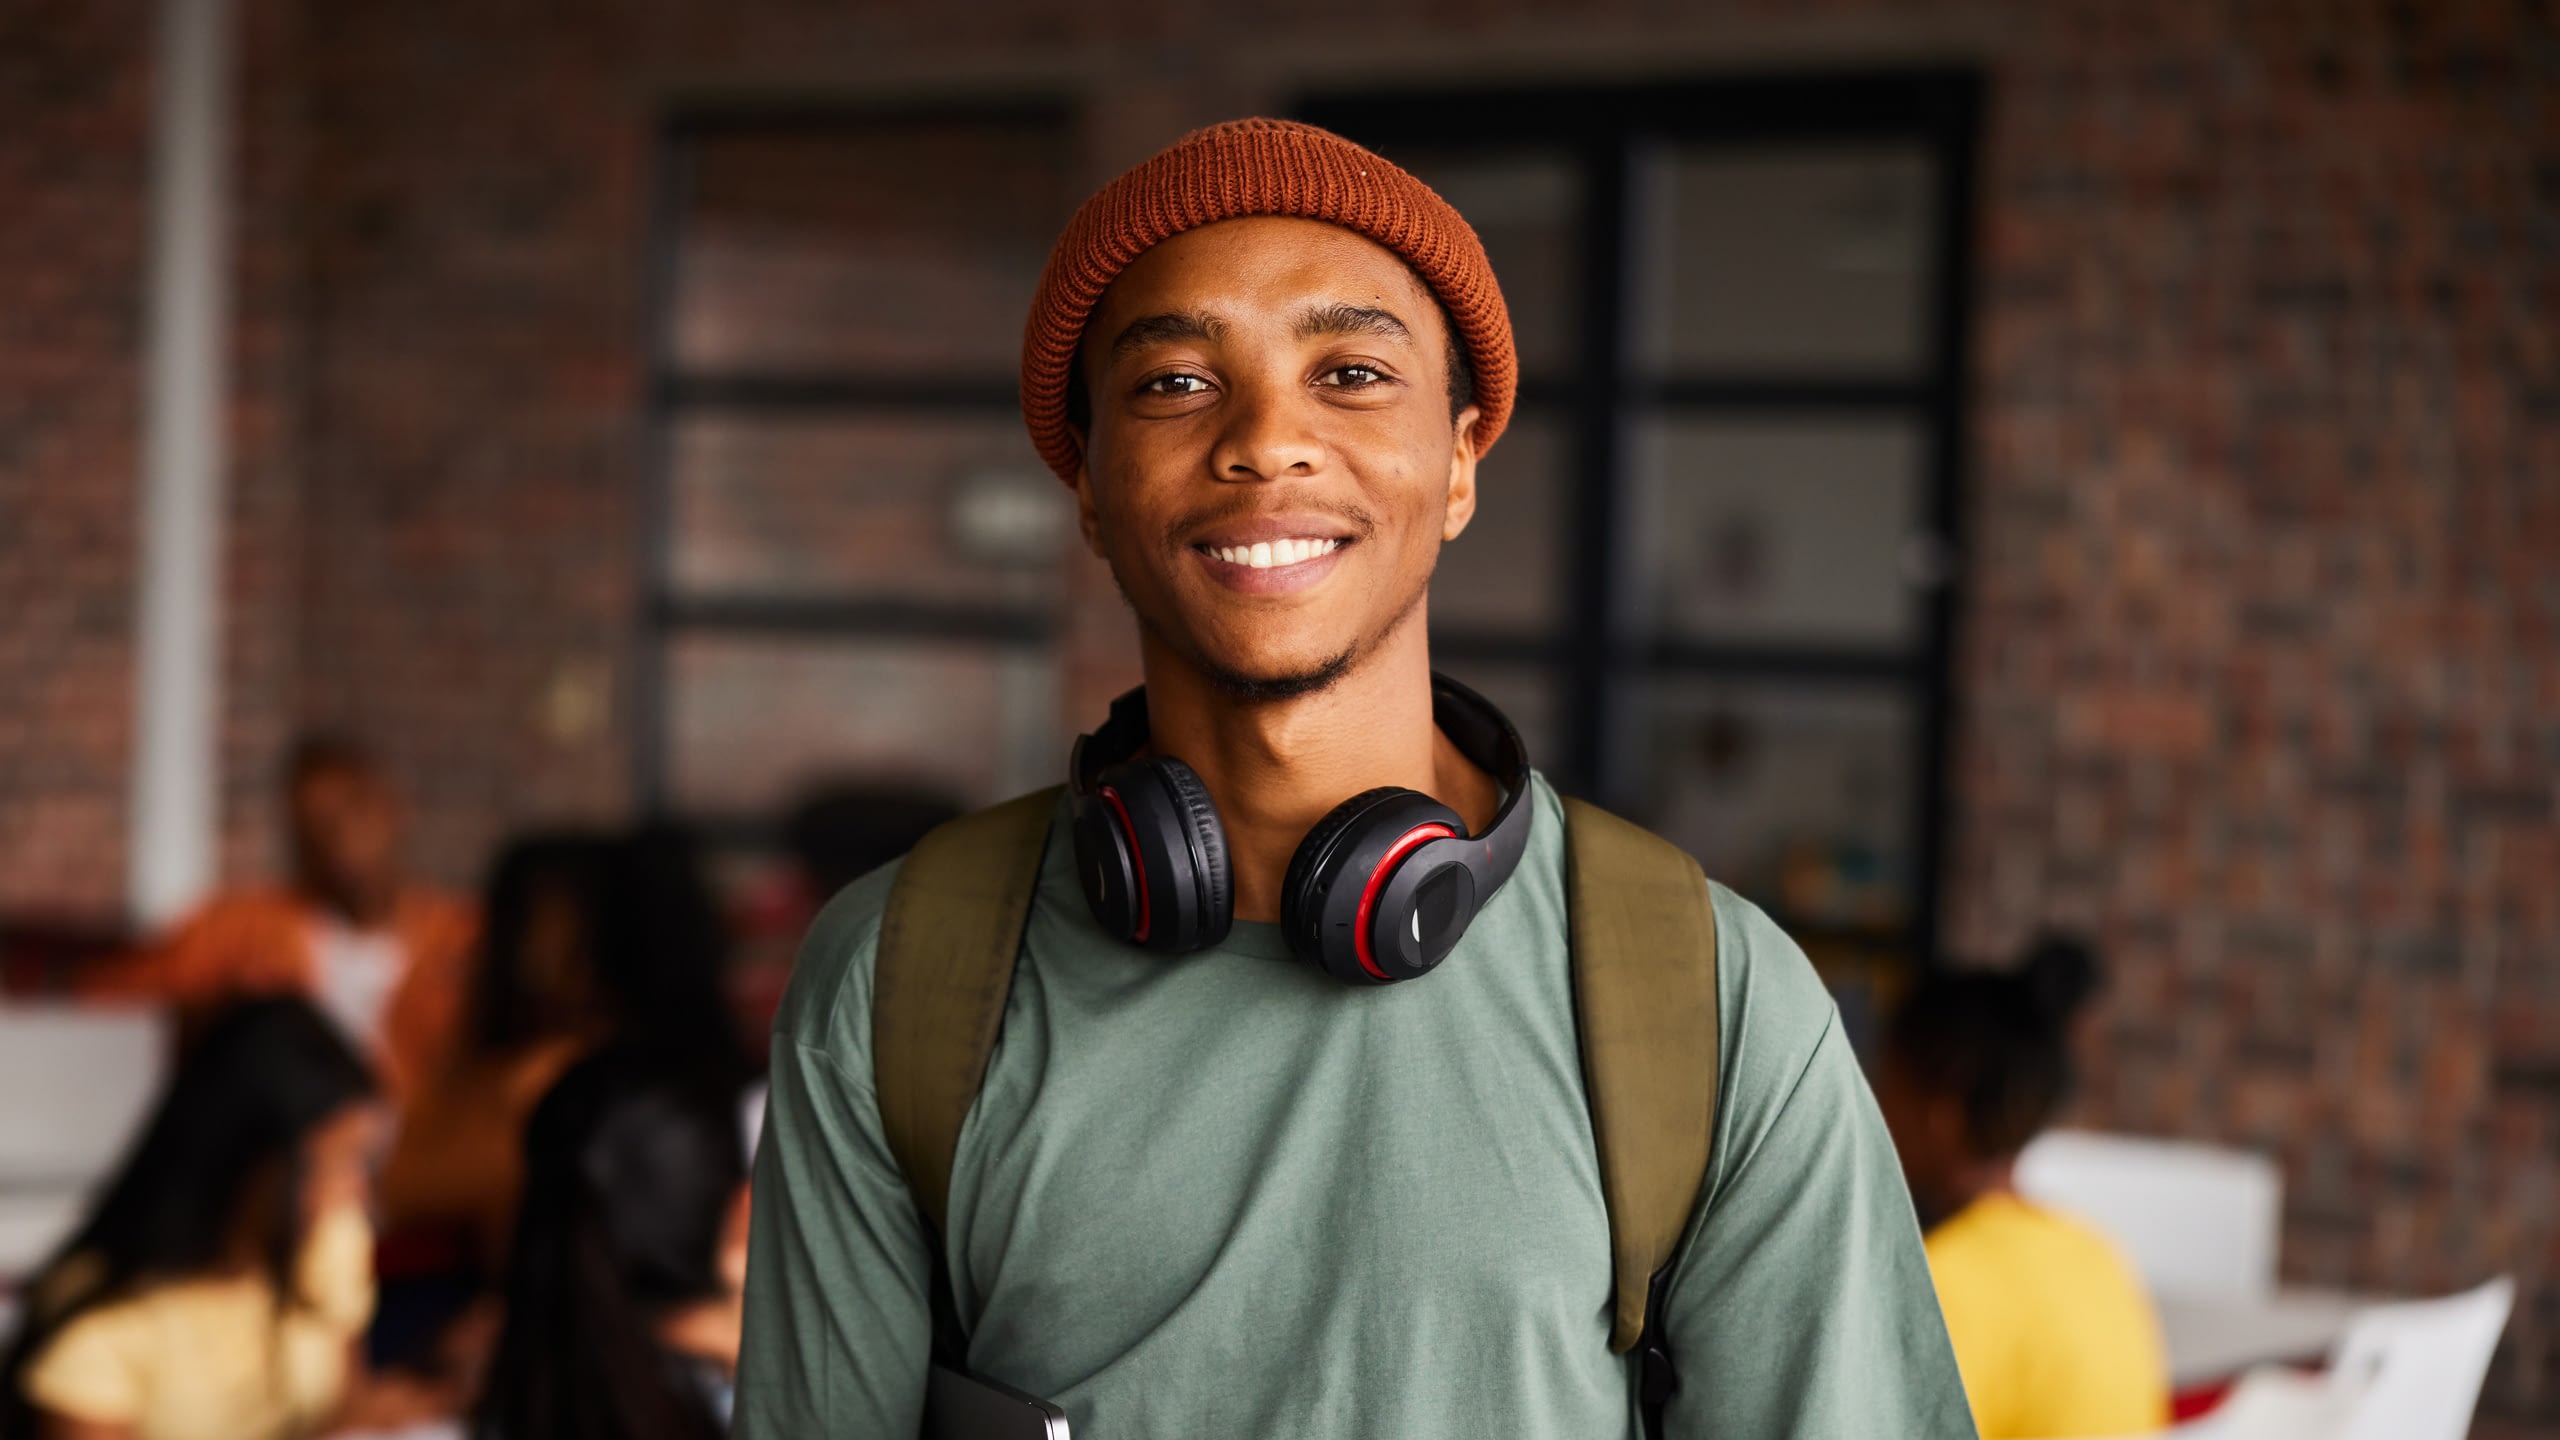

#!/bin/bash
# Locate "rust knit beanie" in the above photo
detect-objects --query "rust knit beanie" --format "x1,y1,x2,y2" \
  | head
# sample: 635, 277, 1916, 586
1020, 117, 1516, 485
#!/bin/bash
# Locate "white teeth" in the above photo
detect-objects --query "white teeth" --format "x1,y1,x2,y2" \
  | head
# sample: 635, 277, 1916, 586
1208, 538, 1341, 568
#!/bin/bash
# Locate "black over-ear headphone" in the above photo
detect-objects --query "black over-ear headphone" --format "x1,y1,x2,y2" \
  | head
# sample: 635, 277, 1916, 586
1068, 672, 1533, 985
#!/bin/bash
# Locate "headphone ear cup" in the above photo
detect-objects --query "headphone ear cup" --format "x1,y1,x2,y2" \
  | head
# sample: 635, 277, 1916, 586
1088, 756, 1232, 953
1151, 758, 1232, 947
1282, 787, 1470, 983
1070, 785, 1145, 943
1280, 787, 1406, 949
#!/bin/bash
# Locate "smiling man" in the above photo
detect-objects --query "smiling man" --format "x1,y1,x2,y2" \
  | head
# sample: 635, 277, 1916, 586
736, 119, 1974, 1439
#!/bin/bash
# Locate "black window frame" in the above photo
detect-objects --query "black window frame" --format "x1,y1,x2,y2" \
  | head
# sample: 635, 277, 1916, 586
634, 98, 1080, 836
1298, 70, 1983, 967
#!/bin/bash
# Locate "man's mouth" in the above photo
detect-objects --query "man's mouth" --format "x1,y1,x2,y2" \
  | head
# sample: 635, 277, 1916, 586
1196, 537, 1346, 570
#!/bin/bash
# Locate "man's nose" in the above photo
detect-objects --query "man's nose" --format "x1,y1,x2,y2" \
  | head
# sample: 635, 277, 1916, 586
1209, 379, 1324, 481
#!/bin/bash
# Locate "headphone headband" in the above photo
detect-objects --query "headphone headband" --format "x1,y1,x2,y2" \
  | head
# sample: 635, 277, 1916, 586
1424, 671, 1533, 887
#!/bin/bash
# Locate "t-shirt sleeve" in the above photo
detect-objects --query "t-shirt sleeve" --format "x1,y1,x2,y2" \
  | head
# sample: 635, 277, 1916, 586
21, 1305, 145, 1424
734, 867, 936, 1439
1656, 886, 1977, 1440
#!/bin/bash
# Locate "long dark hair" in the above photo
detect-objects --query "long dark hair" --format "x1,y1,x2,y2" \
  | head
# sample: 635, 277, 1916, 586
1, 997, 377, 1437
468, 826, 746, 1077
1887, 934, 2102, 1160
470, 830, 613, 1055
473, 1046, 746, 1440
589, 826, 746, 1076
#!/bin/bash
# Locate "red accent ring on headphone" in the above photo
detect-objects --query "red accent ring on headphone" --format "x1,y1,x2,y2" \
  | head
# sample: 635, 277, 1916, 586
1352, 823, 1458, 981
1098, 785, 1151, 944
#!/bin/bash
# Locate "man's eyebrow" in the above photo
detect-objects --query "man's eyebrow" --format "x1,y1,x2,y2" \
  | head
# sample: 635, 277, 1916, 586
1107, 311, 1226, 362
1294, 303, 1414, 344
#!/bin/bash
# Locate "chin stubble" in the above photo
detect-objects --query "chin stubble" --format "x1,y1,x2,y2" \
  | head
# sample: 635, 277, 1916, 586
1194, 644, 1359, 702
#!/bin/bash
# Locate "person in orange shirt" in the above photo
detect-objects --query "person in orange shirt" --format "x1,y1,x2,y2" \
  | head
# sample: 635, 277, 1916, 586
84, 736, 476, 1105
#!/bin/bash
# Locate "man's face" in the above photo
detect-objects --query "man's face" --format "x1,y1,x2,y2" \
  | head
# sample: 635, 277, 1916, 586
1074, 217, 1483, 697
290, 765, 402, 921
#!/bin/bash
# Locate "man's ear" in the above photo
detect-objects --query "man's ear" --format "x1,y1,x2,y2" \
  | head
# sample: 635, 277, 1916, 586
1072, 437, 1106, 558
1441, 404, 1483, 543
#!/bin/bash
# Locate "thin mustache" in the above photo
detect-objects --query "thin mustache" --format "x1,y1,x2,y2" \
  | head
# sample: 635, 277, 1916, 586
1170, 497, 1379, 549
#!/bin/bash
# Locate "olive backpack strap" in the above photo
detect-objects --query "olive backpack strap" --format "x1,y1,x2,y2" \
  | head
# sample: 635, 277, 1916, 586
874, 784, 1062, 1338
1561, 796, 1721, 1437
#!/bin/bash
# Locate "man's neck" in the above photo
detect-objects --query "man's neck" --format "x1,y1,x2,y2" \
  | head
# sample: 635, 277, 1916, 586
1137, 626, 1498, 925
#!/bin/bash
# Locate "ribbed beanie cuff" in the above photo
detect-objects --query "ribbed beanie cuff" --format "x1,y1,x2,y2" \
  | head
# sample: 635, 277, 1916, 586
1020, 118, 1516, 485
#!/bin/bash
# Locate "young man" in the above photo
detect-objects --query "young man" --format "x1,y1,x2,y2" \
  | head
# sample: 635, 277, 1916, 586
84, 736, 476, 1102
738, 119, 1974, 1438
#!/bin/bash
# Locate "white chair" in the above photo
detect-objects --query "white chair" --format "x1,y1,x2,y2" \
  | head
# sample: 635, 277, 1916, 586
2099, 1278, 2518, 1440
2016, 1129, 2283, 1303
0, 1003, 169, 1282
2326, 1276, 2514, 1440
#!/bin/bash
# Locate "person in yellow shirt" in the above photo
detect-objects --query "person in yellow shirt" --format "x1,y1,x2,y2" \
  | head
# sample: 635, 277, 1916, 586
1877, 938, 2171, 1440
1, 998, 447, 1440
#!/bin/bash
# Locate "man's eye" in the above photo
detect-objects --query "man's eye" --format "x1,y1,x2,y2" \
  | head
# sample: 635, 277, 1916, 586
1141, 374, 1211, 396
1319, 365, 1387, 388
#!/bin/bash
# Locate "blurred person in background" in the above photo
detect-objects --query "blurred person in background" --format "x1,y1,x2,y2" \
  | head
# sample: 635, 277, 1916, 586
372, 827, 749, 1375
83, 737, 476, 1105
722, 785, 965, 1063
472, 1046, 750, 1440
0, 997, 447, 1440
376, 831, 614, 1270
1877, 937, 2170, 1440
781, 785, 962, 912
384, 824, 751, 1254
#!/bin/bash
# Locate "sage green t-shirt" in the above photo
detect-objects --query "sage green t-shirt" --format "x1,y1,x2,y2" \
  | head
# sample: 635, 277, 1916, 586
737, 776, 1974, 1439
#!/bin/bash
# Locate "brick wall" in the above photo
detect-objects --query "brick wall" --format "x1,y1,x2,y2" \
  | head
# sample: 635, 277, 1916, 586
220, 0, 314, 888
290, 0, 651, 881
0, 0, 150, 920
1935, 2, 2560, 1416
1, 0, 2553, 1423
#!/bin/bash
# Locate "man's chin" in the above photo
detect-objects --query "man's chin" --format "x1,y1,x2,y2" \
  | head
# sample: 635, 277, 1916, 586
1191, 647, 1357, 703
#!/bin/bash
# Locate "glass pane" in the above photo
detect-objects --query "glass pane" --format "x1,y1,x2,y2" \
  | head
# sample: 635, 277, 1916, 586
1634, 143, 1935, 377
669, 415, 1070, 604
1622, 415, 1926, 649
1390, 148, 1578, 378
1431, 660, 1562, 780
1617, 678, 1912, 931
673, 117, 1079, 374
1431, 409, 1568, 637
664, 635, 1059, 816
